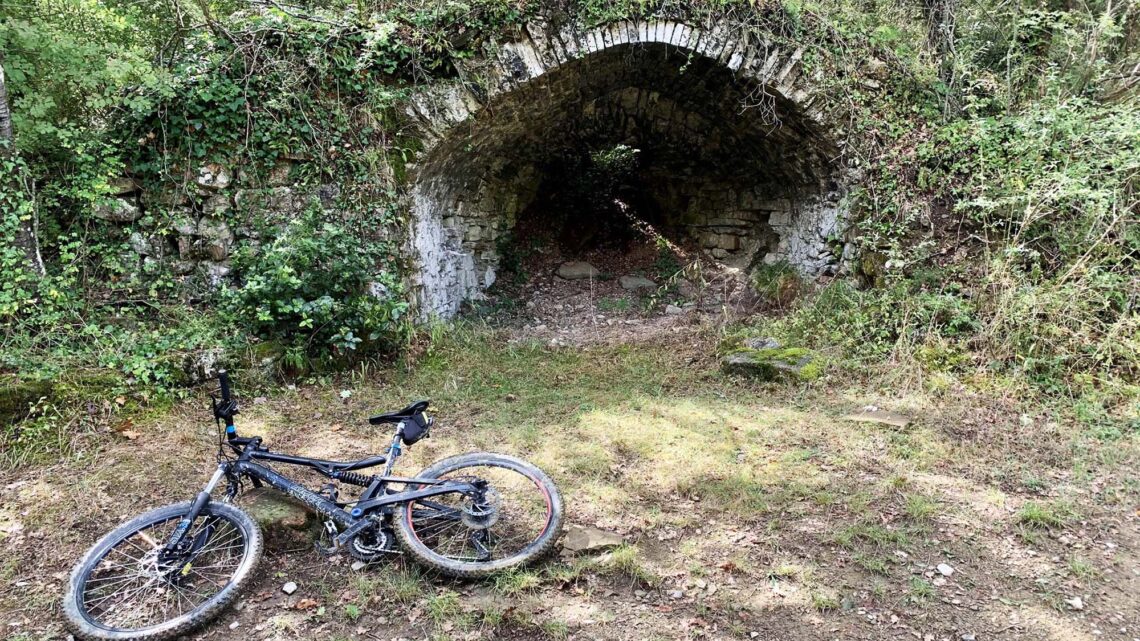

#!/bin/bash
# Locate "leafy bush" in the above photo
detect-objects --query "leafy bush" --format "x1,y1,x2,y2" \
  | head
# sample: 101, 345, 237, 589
221, 208, 408, 363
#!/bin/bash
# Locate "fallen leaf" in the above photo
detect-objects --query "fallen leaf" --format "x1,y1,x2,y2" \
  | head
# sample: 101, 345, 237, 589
120, 430, 140, 440
294, 598, 320, 610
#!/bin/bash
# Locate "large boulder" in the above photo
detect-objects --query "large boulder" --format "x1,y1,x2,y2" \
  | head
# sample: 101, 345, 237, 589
720, 337, 821, 382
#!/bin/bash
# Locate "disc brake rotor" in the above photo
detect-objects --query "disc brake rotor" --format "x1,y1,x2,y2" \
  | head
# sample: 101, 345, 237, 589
460, 487, 502, 529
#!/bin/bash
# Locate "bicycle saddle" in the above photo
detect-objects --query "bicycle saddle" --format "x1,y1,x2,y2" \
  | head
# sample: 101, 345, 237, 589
368, 400, 430, 425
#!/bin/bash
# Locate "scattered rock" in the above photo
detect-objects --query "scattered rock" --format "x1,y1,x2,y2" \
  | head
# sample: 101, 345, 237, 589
350, 560, 367, 571
1065, 596, 1084, 610
665, 304, 684, 315
282, 581, 298, 595
229, 621, 240, 630
936, 563, 955, 577
93, 199, 142, 223
842, 410, 911, 428
561, 525, 624, 553
556, 261, 600, 280
108, 177, 140, 196
670, 590, 684, 599
195, 163, 232, 190
619, 275, 656, 291
267, 162, 293, 187
743, 337, 781, 350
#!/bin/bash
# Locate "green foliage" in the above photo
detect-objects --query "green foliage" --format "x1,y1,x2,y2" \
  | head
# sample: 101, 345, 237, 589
751, 261, 805, 308
221, 208, 408, 361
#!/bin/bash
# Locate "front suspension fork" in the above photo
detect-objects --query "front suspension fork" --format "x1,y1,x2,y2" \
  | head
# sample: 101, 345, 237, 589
163, 466, 227, 552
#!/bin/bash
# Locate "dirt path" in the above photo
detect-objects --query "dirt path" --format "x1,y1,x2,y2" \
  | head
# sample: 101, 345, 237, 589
2, 331, 1137, 641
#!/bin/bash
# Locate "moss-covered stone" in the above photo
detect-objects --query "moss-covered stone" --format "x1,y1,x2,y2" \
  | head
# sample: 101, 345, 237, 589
0, 380, 55, 425
720, 345, 822, 382
240, 487, 318, 548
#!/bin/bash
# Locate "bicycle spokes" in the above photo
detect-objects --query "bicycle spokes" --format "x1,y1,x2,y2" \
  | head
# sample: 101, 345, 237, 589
80, 514, 247, 629
405, 466, 552, 563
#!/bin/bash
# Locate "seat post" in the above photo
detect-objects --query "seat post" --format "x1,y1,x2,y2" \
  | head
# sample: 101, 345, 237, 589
381, 428, 403, 477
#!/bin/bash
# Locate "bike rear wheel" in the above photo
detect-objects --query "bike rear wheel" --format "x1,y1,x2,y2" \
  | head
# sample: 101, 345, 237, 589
63, 501, 262, 641
395, 452, 563, 578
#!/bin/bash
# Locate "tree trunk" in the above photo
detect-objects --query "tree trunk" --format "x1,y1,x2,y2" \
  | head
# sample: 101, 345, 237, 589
0, 58, 45, 277
0, 59, 13, 144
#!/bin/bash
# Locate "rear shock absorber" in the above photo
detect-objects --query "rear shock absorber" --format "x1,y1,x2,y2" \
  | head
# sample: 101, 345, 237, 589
334, 471, 376, 487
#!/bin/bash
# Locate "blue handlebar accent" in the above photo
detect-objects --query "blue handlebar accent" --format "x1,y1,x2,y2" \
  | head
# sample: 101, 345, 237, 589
351, 508, 363, 518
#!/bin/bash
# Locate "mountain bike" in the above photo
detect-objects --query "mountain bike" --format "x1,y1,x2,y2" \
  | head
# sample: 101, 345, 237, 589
62, 371, 564, 640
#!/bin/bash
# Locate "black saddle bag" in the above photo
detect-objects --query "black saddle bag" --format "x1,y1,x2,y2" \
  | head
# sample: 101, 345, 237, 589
400, 412, 431, 445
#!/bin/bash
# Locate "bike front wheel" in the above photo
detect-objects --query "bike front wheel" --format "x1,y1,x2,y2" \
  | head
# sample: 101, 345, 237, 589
395, 452, 563, 578
62, 501, 263, 641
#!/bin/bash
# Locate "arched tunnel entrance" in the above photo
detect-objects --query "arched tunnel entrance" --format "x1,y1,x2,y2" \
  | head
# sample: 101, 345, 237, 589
409, 24, 847, 318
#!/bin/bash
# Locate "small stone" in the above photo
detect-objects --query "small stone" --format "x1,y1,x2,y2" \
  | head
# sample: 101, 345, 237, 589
634, 590, 647, 598
556, 261, 599, 280
1065, 596, 1084, 610
350, 560, 367, 571
932, 577, 947, 587
561, 525, 624, 553
619, 275, 656, 290
843, 410, 912, 428
960, 635, 975, 641
504, 393, 518, 402
229, 621, 240, 630
282, 581, 298, 595
665, 304, 684, 315
670, 590, 684, 599
937, 563, 955, 577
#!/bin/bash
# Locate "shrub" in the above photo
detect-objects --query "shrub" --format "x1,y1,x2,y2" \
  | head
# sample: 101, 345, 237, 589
221, 208, 408, 363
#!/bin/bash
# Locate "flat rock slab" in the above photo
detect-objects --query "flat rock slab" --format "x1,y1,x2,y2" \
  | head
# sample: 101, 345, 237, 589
557, 261, 599, 280
619, 275, 656, 290
841, 410, 911, 428
562, 525, 624, 553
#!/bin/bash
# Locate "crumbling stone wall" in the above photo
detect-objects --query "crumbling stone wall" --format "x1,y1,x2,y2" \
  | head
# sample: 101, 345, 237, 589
93, 160, 338, 290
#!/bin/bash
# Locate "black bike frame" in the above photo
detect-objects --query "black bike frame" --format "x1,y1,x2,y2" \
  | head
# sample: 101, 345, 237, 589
167, 431, 474, 552
165, 370, 463, 554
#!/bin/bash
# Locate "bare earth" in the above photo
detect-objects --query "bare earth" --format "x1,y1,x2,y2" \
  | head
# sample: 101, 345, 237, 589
2, 287, 1138, 641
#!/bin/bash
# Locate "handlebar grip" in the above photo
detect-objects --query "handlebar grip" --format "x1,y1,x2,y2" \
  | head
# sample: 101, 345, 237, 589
218, 370, 232, 403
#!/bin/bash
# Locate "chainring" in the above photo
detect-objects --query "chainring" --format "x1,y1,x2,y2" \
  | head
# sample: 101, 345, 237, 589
348, 527, 397, 563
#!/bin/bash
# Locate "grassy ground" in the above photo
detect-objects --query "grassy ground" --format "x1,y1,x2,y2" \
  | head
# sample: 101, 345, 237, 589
1, 325, 1138, 640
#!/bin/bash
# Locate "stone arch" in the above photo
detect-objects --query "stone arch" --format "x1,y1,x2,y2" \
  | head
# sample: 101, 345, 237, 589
406, 19, 848, 318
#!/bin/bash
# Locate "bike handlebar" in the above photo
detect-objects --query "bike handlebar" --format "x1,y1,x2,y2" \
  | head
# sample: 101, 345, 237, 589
218, 370, 232, 403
